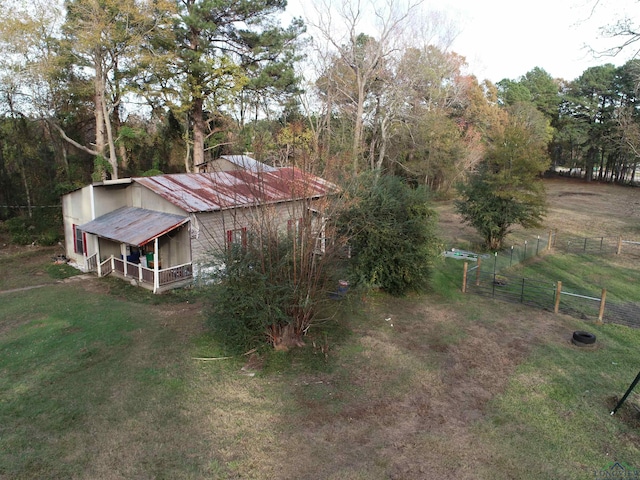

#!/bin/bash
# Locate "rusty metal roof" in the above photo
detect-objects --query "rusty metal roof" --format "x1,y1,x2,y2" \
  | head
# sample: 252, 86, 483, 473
133, 167, 336, 213
79, 207, 189, 246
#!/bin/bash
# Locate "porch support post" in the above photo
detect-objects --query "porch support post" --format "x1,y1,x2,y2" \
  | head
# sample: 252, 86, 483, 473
96, 236, 102, 277
153, 237, 159, 293
121, 244, 128, 278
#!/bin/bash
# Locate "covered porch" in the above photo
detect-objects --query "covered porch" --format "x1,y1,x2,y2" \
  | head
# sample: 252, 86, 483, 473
80, 207, 193, 293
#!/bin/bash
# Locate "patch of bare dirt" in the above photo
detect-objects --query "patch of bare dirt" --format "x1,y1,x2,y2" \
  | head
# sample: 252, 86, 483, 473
368, 302, 570, 479
256, 296, 577, 480
155, 301, 206, 339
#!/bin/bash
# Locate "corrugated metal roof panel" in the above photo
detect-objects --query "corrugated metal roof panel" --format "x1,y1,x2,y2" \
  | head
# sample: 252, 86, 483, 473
220, 155, 278, 172
79, 207, 189, 246
133, 168, 336, 213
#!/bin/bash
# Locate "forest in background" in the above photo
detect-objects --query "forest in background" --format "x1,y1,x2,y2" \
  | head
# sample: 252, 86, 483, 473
1, 0, 639, 224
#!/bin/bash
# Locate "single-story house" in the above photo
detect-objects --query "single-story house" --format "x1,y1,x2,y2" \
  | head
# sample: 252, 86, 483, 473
61, 161, 336, 293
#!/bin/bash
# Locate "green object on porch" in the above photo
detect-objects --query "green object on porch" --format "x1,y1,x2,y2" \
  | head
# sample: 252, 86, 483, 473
146, 252, 154, 264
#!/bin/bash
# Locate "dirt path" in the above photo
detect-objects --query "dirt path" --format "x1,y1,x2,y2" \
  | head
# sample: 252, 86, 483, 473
0, 274, 94, 295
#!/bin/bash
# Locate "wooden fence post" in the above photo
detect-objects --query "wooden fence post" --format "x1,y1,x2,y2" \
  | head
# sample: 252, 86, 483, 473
547, 230, 553, 250
462, 262, 468, 293
554, 281, 562, 314
476, 257, 482, 286
617, 236, 622, 255
598, 289, 607, 324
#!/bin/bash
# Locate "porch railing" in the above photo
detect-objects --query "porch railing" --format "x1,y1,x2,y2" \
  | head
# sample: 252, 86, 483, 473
158, 262, 193, 285
86, 253, 98, 272
99, 257, 113, 276
93, 255, 192, 290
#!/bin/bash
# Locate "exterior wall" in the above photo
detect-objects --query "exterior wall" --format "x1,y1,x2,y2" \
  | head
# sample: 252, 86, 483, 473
98, 237, 121, 261
157, 223, 191, 267
62, 186, 93, 265
206, 158, 238, 173
93, 184, 129, 217
190, 199, 318, 268
62, 183, 131, 266
131, 184, 187, 215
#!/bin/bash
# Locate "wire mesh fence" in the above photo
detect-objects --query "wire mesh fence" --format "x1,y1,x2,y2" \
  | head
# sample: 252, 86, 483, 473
604, 301, 640, 328
445, 231, 554, 273
556, 287, 603, 322
552, 233, 620, 255
463, 267, 605, 321
463, 269, 556, 310
462, 263, 640, 327
452, 229, 640, 327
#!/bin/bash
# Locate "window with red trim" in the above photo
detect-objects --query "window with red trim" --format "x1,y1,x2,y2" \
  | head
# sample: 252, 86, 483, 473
73, 224, 85, 254
226, 227, 247, 249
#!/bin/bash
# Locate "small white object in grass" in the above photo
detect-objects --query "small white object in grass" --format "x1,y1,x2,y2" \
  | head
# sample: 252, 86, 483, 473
390, 323, 394, 327
385, 317, 391, 322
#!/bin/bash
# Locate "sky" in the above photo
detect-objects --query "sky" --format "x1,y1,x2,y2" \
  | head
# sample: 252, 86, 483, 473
284, 0, 640, 83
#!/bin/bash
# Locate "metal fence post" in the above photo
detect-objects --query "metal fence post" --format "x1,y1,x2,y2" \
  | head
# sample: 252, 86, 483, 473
476, 257, 481, 286
510, 246, 514, 267
524, 241, 528, 260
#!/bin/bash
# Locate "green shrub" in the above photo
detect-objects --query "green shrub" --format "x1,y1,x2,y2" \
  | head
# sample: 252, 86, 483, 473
5, 217, 32, 245
206, 231, 340, 354
39, 231, 61, 246
337, 174, 441, 296
4, 210, 62, 246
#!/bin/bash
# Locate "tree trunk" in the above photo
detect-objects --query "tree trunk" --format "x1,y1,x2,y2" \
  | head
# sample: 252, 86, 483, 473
102, 99, 119, 179
19, 163, 32, 219
352, 75, 365, 174
585, 147, 595, 182
94, 54, 107, 179
191, 96, 205, 172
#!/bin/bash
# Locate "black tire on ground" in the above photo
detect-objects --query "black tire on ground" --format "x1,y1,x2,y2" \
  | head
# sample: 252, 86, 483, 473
572, 330, 596, 346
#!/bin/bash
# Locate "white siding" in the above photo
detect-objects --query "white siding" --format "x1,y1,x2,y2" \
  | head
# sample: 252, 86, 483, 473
62, 187, 94, 264
190, 200, 312, 267
132, 184, 188, 215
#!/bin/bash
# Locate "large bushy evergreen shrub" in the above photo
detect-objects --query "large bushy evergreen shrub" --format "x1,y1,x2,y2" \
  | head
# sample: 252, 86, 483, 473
337, 174, 440, 296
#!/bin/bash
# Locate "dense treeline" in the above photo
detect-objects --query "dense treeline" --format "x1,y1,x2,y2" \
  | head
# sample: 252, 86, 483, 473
0, 0, 638, 223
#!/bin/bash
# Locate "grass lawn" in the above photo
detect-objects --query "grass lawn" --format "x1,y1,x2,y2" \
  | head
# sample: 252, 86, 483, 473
1, 178, 640, 479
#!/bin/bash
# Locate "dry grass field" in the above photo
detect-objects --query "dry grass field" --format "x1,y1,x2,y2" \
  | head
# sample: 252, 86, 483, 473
1, 177, 640, 479
437, 176, 640, 248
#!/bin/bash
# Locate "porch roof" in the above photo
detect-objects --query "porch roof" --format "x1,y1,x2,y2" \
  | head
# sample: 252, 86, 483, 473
79, 207, 189, 247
